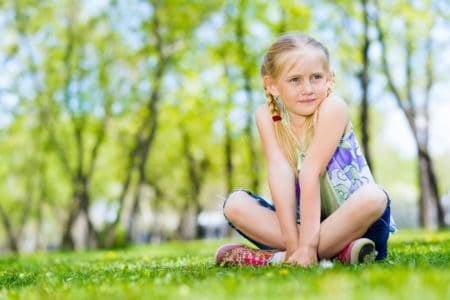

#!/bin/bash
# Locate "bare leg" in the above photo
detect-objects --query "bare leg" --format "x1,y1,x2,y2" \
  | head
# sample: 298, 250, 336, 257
223, 190, 286, 250
317, 184, 387, 258
223, 184, 387, 259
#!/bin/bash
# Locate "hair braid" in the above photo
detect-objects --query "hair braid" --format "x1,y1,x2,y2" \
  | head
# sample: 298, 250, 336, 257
265, 92, 300, 169
265, 90, 280, 118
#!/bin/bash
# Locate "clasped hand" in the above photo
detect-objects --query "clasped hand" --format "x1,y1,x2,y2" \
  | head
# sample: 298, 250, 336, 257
285, 246, 318, 267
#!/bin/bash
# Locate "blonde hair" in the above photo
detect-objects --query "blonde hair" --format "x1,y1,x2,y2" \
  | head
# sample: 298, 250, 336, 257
260, 33, 331, 171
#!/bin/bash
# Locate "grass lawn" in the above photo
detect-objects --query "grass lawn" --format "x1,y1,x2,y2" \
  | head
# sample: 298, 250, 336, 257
0, 230, 449, 300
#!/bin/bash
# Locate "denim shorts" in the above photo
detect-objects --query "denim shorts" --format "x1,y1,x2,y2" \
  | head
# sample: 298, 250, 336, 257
223, 189, 391, 260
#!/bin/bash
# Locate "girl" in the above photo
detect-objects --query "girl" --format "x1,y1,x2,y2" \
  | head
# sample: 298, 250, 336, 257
215, 33, 395, 267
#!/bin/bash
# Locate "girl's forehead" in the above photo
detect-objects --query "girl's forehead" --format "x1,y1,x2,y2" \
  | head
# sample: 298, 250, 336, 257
278, 48, 329, 76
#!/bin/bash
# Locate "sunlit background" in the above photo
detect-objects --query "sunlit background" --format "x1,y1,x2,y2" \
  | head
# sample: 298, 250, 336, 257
0, 0, 449, 253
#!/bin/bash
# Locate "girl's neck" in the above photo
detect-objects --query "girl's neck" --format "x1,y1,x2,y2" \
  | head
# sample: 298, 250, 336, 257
288, 112, 307, 134
287, 111, 315, 151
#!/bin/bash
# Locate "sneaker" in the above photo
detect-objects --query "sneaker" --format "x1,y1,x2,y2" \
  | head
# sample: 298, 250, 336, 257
215, 243, 275, 267
336, 238, 377, 264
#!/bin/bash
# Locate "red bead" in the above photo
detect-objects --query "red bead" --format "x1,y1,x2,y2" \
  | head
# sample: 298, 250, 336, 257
272, 115, 282, 122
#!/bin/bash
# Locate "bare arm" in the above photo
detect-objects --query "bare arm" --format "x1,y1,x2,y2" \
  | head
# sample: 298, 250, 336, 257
255, 105, 298, 256
289, 96, 349, 265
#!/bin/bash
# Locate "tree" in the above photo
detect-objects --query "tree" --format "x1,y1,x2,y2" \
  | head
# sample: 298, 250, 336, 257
358, 0, 373, 170
103, 0, 222, 245
374, 0, 446, 227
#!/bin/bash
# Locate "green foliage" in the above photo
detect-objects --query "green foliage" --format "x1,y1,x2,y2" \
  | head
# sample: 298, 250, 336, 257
0, 0, 448, 249
0, 231, 449, 299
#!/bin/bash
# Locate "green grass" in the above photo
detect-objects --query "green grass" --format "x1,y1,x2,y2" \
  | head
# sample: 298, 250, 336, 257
0, 230, 449, 300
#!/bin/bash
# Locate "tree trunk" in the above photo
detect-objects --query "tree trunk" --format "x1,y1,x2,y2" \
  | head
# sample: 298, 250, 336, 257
181, 128, 209, 239
418, 151, 435, 228
35, 199, 44, 250
126, 179, 143, 243
0, 204, 19, 252
101, 151, 135, 247
194, 203, 203, 239
79, 181, 99, 248
103, 7, 168, 246
359, 0, 373, 170
418, 146, 446, 227
374, 4, 446, 228
222, 62, 234, 194
148, 179, 164, 242
176, 207, 193, 240
61, 200, 78, 250
125, 65, 164, 242
236, 1, 259, 193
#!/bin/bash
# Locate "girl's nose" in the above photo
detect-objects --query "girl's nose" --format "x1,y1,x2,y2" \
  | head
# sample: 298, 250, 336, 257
301, 80, 313, 93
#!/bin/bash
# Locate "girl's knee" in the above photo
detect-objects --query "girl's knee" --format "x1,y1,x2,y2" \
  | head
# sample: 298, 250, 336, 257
223, 190, 251, 221
360, 184, 388, 218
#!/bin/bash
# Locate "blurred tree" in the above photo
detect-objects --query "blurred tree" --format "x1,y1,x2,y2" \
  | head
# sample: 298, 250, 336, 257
102, 0, 223, 245
230, 0, 261, 193
5, 0, 128, 249
374, 0, 446, 228
359, 0, 373, 170
0, 0, 72, 252
56, 2, 115, 249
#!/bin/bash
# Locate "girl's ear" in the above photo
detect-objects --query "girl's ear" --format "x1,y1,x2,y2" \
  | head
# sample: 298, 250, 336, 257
263, 75, 280, 97
326, 71, 335, 90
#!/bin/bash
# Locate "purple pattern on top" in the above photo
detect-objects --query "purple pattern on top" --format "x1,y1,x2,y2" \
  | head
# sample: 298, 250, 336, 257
325, 130, 373, 199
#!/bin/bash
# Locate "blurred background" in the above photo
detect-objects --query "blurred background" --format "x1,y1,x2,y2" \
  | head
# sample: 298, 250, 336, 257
0, 0, 449, 253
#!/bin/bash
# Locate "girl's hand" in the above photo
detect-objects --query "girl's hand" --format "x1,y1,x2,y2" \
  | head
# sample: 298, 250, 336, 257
284, 237, 299, 261
286, 246, 318, 267
284, 244, 296, 261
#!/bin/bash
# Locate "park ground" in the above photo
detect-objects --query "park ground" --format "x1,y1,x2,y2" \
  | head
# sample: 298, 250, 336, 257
0, 230, 449, 300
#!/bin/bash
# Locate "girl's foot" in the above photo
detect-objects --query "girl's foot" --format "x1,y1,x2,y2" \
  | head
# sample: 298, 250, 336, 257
215, 243, 275, 266
336, 238, 377, 264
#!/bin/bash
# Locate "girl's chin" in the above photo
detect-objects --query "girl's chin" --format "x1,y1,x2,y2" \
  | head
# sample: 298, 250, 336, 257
289, 110, 316, 118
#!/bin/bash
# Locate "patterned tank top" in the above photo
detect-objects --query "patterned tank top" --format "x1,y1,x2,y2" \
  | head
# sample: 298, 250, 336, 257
296, 124, 397, 232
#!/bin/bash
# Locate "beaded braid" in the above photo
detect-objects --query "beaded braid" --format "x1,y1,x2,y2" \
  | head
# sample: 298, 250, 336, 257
265, 91, 300, 170
265, 89, 281, 121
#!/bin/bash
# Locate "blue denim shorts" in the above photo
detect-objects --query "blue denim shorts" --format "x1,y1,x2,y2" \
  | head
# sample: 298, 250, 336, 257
223, 190, 391, 260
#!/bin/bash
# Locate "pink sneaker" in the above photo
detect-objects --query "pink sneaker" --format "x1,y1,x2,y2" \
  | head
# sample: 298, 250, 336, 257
336, 238, 377, 264
215, 243, 275, 267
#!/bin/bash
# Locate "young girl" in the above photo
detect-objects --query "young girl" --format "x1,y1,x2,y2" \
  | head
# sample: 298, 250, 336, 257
215, 33, 395, 267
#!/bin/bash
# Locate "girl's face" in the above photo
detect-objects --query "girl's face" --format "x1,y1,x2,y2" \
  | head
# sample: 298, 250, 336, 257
267, 47, 331, 119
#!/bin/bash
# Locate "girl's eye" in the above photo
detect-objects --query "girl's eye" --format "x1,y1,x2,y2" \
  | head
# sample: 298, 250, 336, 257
289, 78, 299, 85
313, 74, 323, 80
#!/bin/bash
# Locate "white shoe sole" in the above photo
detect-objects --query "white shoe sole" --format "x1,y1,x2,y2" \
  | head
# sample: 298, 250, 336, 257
350, 238, 377, 264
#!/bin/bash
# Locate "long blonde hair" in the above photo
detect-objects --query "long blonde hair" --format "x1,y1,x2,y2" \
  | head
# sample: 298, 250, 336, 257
260, 33, 331, 171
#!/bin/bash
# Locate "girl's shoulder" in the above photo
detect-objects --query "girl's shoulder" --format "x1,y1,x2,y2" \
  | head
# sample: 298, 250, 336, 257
320, 95, 348, 114
317, 95, 349, 124
310, 96, 349, 138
